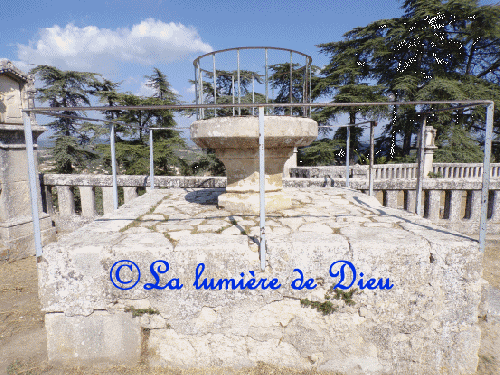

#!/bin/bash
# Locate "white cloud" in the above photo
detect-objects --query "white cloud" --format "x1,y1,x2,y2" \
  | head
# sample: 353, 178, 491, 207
16, 19, 213, 72
186, 84, 196, 93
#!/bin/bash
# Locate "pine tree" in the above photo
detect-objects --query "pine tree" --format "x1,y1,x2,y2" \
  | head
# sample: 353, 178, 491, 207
30, 65, 103, 173
315, 0, 500, 163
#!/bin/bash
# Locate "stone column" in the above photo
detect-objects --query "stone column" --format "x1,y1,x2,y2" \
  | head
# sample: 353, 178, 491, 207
490, 190, 500, 222
385, 190, 399, 208
102, 187, 115, 215
426, 190, 441, 221
404, 190, 416, 213
0, 60, 55, 261
448, 190, 463, 222
79, 186, 96, 218
56, 186, 75, 217
123, 187, 138, 203
423, 126, 437, 177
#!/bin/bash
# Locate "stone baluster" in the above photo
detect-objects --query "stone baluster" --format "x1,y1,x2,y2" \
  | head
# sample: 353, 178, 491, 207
44, 186, 56, 216
404, 190, 416, 213
123, 187, 138, 203
79, 186, 96, 218
467, 190, 482, 223
56, 186, 75, 216
426, 190, 441, 221
385, 190, 398, 208
490, 191, 500, 222
447, 190, 463, 222
102, 187, 115, 215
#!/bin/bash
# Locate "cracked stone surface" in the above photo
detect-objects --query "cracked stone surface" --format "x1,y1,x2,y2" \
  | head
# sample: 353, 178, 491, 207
38, 187, 483, 374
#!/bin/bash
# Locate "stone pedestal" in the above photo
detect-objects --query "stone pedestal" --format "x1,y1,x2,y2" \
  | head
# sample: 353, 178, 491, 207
0, 60, 55, 261
191, 116, 317, 214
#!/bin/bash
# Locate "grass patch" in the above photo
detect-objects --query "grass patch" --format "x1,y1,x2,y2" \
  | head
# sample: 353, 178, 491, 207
125, 307, 160, 318
301, 285, 359, 315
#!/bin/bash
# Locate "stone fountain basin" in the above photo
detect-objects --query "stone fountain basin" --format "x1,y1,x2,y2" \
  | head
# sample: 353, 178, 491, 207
190, 116, 318, 149
190, 116, 318, 213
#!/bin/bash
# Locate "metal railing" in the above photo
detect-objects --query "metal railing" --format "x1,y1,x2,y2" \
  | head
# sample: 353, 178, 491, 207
193, 47, 313, 119
22, 99, 495, 266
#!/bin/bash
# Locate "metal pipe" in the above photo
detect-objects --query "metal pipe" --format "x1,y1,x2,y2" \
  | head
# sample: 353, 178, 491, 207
237, 49, 241, 116
28, 100, 492, 113
309, 64, 312, 118
22, 111, 43, 257
258, 106, 266, 271
415, 116, 426, 216
197, 64, 201, 119
149, 128, 154, 189
369, 121, 375, 196
199, 70, 204, 119
346, 124, 350, 188
265, 48, 268, 115
252, 75, 255, 116
303, 57, 306, 116
232, 75, 235, 116
194, 64, 199, 120
290, 51, 293, 116
479, 102, 495, 252
213, 54, 217, 117
110, 124, 118, 210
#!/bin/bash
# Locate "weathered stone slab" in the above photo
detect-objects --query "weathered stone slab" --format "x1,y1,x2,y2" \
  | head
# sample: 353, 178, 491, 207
45, 311, 141, 366
38, 187, 484, 374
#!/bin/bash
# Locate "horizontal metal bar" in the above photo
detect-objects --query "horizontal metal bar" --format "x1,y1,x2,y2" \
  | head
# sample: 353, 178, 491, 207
25, 100, 491, 113
416, 103, 482, 115
193, 46, 313, 66
40, 111, 132, 127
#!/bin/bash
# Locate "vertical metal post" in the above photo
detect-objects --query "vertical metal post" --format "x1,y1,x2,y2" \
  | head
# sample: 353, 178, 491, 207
237, 49, 241, 116
213, 54, 217, 117
265, 48, 268, 115
149, 128, 154, 190
22, 111, 43, 257
252, 75, 255, 116
289, 51, 293, 116
194, 64, 199, 120
258, 107, 266, 271
309, 62, 312, 118
199, 70, 204, 119
346, 124, 350, 188
369, 121, 375, 196
110, 124, 118, 210
197, 64, 202, 119
479, 102, 494, 252
232, 75, 235, 116
415, 116, 426, 216
302, 57, 306, 116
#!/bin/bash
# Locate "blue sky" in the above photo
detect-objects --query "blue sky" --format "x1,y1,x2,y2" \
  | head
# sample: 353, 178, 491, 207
0, 0, 496, 145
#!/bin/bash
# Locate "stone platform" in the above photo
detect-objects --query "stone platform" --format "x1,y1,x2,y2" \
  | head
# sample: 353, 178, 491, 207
38, 187, 483, 374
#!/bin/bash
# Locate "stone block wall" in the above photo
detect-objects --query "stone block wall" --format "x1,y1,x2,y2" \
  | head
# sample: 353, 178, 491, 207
38, 188, 484, 374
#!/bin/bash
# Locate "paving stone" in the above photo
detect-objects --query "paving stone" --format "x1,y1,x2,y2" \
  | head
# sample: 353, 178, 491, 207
168, 230, 192, 242
298, 223, 333, 233
221, 226, 244, 235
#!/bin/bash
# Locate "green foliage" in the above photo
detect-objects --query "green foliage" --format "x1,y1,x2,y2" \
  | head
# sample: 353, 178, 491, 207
190, 150, 226, 176
30, 65, 104, 173
314, 0, 500, 163
427, 171, 443, 178
300, 286, 359, 315
124, 307, 160, 317
95, 67, 187, 175
297, 139, 344, 166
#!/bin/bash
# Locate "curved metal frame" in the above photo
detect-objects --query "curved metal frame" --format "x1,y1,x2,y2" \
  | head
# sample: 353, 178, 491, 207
193, 46, 313, 120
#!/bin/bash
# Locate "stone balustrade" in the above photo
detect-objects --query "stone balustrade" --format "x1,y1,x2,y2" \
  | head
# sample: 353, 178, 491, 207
41, 173, 500, 234
291, 163, 500, 180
